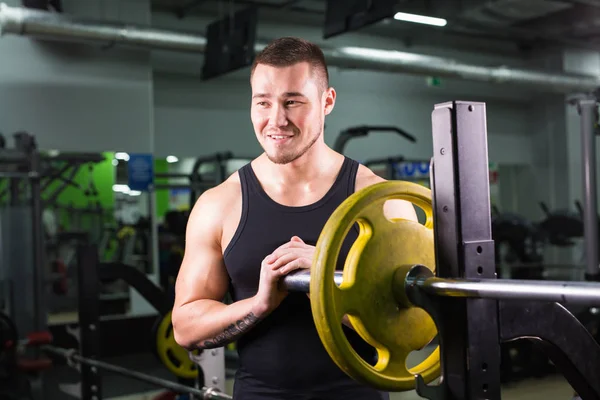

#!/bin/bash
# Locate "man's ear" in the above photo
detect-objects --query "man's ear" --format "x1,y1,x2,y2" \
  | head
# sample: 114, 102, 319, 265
324, 87, 336, 116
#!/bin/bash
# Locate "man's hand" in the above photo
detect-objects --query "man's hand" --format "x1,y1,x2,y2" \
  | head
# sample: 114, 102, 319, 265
265, 236, 314, 276
265, 236, 355, 331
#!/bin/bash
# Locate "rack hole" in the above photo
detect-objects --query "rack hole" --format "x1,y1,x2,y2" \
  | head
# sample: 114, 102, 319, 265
481, 362, 488, 371
477, 266, 483, 274
476, 246, 483, 254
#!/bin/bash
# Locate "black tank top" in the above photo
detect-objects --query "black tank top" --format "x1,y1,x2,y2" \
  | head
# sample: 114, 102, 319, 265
223, 156, 376, 390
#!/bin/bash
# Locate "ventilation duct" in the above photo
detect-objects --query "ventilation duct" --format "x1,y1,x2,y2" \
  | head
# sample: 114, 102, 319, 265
0, 3, 598, 93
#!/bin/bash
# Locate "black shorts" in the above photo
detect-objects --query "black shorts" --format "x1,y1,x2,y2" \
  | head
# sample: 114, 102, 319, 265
232, 377, 390, 400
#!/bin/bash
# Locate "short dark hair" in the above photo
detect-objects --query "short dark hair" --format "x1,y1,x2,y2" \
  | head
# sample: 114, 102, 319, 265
250, 37, 329, 91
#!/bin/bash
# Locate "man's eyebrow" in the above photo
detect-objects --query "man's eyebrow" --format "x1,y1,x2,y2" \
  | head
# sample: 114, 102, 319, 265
252, 92, 307, 99
283, 92, 306, 98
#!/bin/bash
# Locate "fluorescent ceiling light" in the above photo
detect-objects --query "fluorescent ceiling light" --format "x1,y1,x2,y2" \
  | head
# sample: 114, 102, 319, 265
394, 12, 447, 27
112, 184, 130, 193
112, 184, 142, 196
340, 46, 425, 62
115, 152, 130, 161
166, 155, 179, 163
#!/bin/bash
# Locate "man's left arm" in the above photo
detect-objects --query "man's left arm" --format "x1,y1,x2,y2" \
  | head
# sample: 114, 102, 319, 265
356, 172, 419, 224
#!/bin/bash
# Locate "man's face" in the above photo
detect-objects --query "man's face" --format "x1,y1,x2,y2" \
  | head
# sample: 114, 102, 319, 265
250, 62, 335, 164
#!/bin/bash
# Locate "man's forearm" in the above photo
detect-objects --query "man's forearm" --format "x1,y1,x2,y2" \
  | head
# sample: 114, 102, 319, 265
173, 297, 266, 351
196, 311, 260, 349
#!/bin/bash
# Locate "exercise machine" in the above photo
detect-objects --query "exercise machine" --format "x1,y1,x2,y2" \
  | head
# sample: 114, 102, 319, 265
333, 125, 416, 154
333, 125, 431, 185
0, 132, 48, 397
154, 151, 254, 210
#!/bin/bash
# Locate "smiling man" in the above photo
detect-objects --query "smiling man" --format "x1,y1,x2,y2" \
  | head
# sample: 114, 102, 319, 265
171, 37, 417, 400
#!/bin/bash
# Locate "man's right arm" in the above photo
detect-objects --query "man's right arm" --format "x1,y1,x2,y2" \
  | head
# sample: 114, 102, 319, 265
171, 185, 270, 351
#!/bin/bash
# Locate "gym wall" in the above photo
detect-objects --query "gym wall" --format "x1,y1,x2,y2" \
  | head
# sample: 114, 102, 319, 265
0, 0, 155, 154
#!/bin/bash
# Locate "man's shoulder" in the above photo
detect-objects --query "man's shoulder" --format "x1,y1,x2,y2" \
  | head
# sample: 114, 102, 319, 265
189, 171, 243, 219
354, 162, 386, 192
201, 171, 243, 204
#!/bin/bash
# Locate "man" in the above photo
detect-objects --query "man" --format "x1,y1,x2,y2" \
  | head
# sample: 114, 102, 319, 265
172, 36, 418, 399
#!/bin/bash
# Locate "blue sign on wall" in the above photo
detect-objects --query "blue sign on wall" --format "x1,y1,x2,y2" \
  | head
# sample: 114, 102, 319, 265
127, 153, 154, 192
395, 161, 431, 178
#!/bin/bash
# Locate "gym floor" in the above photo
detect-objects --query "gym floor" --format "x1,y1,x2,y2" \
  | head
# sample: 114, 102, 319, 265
104, 374, 576, 400
41, 351, 576, 400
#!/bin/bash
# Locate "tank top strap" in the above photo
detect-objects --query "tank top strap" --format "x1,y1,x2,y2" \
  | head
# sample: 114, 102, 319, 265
222, 164, 252, 259
344, 157, 360, 197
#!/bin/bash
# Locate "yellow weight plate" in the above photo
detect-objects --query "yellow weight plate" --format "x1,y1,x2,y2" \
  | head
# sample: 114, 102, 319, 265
311, 180, 440, 392
155, 311, 199, 380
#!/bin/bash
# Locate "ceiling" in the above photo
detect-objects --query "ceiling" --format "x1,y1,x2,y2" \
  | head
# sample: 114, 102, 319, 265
149, 0, 600, 55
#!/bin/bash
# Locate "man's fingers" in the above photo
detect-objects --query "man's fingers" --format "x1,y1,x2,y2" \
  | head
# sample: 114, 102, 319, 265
269, 252, 298, 271
265, 236, 304, 262
268, 241, 308, 262
291, 236, 304, 243
279, 257, 311, 275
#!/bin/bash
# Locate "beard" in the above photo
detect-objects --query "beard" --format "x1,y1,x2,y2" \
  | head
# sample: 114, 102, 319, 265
265, 129, 321, 164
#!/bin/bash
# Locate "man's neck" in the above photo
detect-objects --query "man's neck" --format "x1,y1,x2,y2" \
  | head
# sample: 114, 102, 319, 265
262, 145, 341, 186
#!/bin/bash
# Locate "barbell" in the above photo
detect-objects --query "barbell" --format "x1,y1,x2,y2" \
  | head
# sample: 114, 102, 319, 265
280, 180, 600, 392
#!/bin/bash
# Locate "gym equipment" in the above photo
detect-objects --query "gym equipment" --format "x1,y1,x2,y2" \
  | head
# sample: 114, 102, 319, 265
333, 125, 416, 154
333, 125, 429, 185
154, 152, 254, 209
309, 180, 439, 391
0, 132, 46, 384
0, 312, 53, 400
42, 345, 230, 399
0, 132, 111, 320
280, 101, 600, 399
568, 92, 600, 282
490, 209, 554, 384
537, 201, 583, 247
492, 211, 545, 265
76, 249, 227, 395
283, 181, 600, 394
0, 310, 230, 400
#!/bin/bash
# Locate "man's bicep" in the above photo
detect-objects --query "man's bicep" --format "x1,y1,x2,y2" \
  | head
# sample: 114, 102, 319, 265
174, 195, 230, 308
175, 239, 230, 306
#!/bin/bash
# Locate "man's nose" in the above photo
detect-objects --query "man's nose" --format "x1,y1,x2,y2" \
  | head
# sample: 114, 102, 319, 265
269, 104, 288, 127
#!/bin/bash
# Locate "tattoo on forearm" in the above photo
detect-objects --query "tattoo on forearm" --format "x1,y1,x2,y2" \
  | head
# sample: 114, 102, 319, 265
198, 312, 260, 349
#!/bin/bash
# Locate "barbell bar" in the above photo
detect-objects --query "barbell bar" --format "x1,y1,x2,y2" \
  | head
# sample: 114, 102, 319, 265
42, 345, 232, 400
404, 264, 600, 305
282, 266, 600, 306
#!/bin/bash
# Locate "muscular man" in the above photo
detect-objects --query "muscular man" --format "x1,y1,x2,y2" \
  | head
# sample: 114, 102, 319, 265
172, 36, 418, 400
